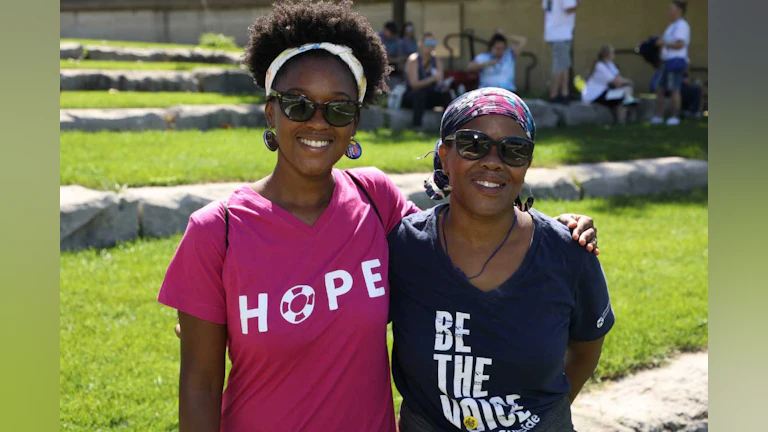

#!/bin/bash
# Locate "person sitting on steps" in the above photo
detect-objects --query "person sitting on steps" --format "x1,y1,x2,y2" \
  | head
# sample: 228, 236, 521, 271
402, 32, 453, 131
581, 44, 639, 125
468, 31, 527, 93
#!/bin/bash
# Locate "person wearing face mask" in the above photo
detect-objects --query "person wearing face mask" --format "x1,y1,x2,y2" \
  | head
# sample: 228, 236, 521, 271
160, 3, 602, 430
468, 32, 527, 93
402, 32, 454, 131
400, 22, 419, 57
389, 88, 614, 432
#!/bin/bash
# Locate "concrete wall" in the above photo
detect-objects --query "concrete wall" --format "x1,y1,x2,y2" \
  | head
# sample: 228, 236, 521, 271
61, 0, 707, 93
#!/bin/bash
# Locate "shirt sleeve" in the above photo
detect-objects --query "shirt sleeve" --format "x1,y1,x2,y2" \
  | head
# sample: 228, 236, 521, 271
569, 253, 614, 342
677, 21, 691, 45
157, 201, 228, 325
592, 62, 617, 86
348, 167, 421, 234
563, 0, 578, 9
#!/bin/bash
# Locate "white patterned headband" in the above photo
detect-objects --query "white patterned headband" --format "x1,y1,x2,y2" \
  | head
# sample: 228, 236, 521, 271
264, 42, 367, 103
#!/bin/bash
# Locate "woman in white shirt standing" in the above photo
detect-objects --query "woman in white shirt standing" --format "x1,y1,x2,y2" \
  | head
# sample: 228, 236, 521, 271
581, 44, 638, 125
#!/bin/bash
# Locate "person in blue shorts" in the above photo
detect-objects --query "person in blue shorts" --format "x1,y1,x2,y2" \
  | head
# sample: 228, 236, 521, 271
650, 1, 691, 126
389, 87, 614, 432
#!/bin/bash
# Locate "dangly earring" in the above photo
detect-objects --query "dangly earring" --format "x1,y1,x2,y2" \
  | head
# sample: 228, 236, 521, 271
345, 137, 363, 159
424, 169, 452, 201
263, 129, 278, 152
514, 182, 535, 212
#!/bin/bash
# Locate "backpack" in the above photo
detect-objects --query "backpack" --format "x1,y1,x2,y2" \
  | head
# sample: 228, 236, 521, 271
636, 36, 661, 69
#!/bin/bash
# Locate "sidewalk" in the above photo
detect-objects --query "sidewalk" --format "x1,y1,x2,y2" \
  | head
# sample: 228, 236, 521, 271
572, 351, 708, 431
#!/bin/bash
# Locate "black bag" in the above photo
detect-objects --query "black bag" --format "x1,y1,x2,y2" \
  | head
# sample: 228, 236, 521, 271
636, 36, 662, 69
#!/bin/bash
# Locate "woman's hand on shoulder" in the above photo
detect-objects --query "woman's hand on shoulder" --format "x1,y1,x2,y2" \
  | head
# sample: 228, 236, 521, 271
555, 214, 599, 255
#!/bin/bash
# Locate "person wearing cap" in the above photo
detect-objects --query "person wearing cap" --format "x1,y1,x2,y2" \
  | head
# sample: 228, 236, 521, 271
468, 31, 527, 92
402, 32, 454, 130
650, 0, 691, 126
160, 2, 601, 430
389, 87, 613, 432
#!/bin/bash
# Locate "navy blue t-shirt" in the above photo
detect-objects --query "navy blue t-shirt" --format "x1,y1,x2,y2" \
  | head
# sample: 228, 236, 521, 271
388, 205, 615, 432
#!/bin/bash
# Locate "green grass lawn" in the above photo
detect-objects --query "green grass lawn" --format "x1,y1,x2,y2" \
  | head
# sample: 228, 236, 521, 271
60, 59, 239, 71
61, 38, 244, 53
61, 91, 264, 109
61, 121, 708, 190
60, 189, 708, 430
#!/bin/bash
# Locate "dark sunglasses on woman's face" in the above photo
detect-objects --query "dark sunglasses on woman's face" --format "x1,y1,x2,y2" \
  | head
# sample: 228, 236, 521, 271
269, 89, 362, 127
444, 129, 534, 167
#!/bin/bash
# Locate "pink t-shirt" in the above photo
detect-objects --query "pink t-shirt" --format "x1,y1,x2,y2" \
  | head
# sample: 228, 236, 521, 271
158, 167, 420, 432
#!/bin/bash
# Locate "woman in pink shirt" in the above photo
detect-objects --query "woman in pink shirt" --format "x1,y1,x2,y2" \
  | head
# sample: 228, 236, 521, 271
159, 1, 598, 431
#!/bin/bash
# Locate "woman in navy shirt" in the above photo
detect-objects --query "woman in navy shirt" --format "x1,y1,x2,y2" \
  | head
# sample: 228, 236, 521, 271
389, 88, 614, 432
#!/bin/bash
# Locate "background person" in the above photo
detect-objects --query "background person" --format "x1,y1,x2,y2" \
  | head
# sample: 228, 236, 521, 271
402, 32, 453, 131
543, 0, 580, 104
400, 21, 419, 57
582, 44, 639, 125
650, 0, 691, 126
378, 20, 407, 81
468, 32, 527, 93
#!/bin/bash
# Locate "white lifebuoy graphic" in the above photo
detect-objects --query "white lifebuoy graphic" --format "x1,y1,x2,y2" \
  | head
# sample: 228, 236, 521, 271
280, 285, 316, 324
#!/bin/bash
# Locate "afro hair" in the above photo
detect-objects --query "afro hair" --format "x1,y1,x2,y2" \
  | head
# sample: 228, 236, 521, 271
243, 0, 391, 106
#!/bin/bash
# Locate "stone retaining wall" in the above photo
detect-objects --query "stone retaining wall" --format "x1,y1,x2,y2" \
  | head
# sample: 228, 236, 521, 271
60, 68, 256, 93
60, 99, 657, 133
60, 105, 268, 131
60, 157, 707, 251
58, 68, 657, 124
61, 43, 243, 65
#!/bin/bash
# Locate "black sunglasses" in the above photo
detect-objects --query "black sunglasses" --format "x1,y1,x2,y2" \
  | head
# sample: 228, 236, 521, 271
444, 129, 534, 167
269, 89, 362, 127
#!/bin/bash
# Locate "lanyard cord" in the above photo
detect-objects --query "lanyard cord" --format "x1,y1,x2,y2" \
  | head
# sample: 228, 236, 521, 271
441, 207, 518, 280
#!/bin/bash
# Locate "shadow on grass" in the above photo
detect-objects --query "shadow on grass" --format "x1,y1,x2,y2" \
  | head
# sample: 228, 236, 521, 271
589, 187, 708, 214
535, 119, 708, 165
362, 120, 708, 166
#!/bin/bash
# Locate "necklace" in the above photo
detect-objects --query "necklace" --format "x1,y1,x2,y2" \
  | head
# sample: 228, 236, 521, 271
440, 206, 518, 280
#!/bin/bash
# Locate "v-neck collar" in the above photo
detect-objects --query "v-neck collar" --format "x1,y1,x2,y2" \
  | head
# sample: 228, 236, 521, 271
429, 204, 542, 299
237, 169, 342, 237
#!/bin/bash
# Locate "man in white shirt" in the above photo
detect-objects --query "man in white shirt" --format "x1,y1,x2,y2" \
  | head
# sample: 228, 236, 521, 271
650, 1, 691, 126
543, 0, 580, 104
